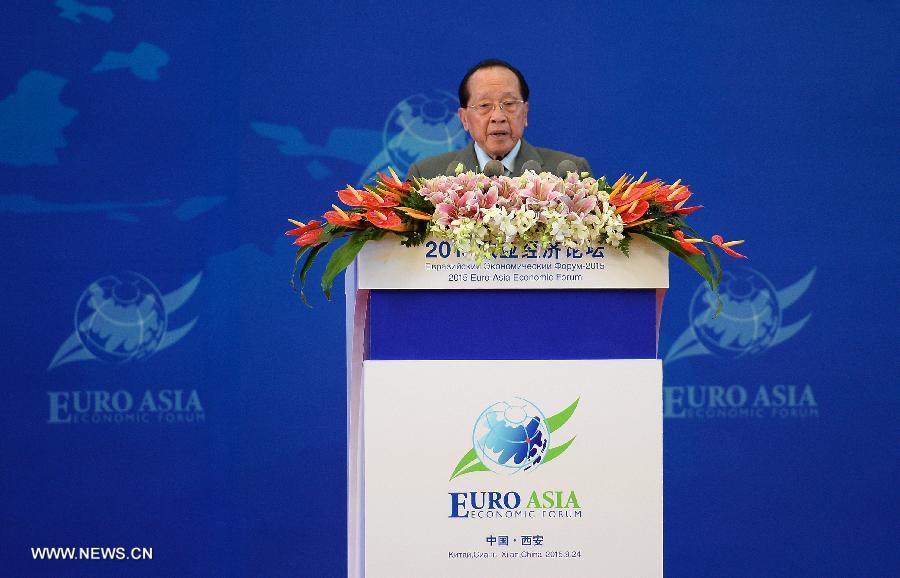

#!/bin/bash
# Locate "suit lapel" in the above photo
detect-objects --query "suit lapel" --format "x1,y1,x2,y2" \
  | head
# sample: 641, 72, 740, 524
452, 143, 479, 173
513, 139, 544, 175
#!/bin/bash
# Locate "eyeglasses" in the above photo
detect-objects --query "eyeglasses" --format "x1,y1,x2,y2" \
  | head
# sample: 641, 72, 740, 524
466, 99, 525, 115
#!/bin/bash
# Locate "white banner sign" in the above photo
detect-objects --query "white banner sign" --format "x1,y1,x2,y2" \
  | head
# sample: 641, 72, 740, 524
362, 359, 662, 578
356, 235, 668, 290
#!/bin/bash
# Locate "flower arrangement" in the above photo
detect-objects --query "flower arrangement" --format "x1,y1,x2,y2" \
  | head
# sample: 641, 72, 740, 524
286, 166, 745, 311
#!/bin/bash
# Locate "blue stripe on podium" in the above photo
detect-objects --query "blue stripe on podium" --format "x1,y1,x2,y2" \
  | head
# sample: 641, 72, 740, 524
367, 289, 658, 360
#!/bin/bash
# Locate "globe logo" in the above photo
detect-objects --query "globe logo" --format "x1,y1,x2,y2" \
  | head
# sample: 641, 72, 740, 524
689, 268, 782, 359
664, 267, 814, 364
74, 272, 168, 363
473, 398, 550, 475
382, 89, 468, 176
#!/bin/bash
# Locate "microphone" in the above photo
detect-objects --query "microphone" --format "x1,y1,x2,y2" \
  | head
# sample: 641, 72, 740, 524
482, 159, 504, 177
520, 160, 542, 175
555, 160, 578, 178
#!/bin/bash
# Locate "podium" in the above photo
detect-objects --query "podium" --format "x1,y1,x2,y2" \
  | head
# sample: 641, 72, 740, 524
346, 236, 667, 578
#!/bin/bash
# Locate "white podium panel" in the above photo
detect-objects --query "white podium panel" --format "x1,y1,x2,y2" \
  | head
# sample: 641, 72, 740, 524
362, 359, 662, 578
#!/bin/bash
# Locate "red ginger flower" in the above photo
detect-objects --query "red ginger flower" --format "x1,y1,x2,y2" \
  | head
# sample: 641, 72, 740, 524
645, 180, 700, 214
324, 204, 364, 228
365, 209, 409, 231
285, 219, 324, 246
712, 234, 747, 258
672, 230, 705, 255
654, 183, 692, 206
663, 204, 703, 215
285, 219, 320, 236
616, 199, 650, 223
611, 179, 661, 206
294, 228, 324, 246
377, 168, 412, 193
337, 186, 399, 209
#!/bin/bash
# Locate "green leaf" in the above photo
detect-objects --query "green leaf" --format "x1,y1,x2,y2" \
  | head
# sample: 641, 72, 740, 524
320, 228, 385, 299
297, 243, 326, 307
400, 220, 431, 247
640, 230, 716, 289
546, 398, 579, 433
455, 461, 489, 477
289, 244, 313, 304
398, 190, 436, 248
682, 223, 723, 287
450, 448, 479, 480
290, 245, 311, 290
697, 242, 723, 316
543, 436, 576, 465
288, 225, 356, 306
639, 231, 722, 316
403, 190, 435, 213
650, 218, 673, 236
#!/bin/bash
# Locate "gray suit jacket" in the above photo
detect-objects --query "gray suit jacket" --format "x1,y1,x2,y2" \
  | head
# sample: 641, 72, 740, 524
405, 139, 592, 180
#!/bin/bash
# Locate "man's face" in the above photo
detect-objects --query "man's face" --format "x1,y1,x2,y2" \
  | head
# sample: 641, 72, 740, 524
458, 67, 529, 160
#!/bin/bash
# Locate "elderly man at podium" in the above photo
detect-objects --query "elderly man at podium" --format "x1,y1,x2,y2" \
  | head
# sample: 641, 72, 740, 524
406, 59, 593, 180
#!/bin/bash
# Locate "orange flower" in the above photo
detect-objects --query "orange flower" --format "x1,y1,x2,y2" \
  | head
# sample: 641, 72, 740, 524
337, 186, 399, 209
616, 199, 650, 223
673, 230, 705, 255
663, 204, 702, 215
293, 228, 324, 246
285, 219, 324, 246
324, 204, 364, 228
654, 184, 692, 206
365, 209, 409, 231
377, 168, 412, 194
611, 179, 660, 206
712, 234, 747, 258
285, 219, 322, 236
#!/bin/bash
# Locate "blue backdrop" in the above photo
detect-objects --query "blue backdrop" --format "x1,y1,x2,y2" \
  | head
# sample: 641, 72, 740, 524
2, 1, 896, 576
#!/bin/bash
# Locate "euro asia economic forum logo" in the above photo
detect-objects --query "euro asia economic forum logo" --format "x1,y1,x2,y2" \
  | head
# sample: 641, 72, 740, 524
664, 267, 818, 420
449, 397, 581, 520
46, 272, 205, 425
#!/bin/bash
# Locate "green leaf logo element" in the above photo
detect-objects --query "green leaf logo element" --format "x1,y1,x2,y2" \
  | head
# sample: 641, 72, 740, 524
449, 448, 480, 481
546, 397, 579, 433
542, 435, 575, 465
449, 398, 580, 481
